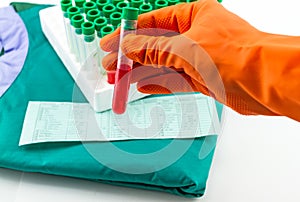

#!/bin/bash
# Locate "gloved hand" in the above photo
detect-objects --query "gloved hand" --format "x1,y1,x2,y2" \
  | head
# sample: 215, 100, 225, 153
101, 0, 300, 121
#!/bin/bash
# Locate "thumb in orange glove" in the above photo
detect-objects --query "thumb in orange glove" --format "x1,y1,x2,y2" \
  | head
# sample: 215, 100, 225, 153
100, 0, 300, 122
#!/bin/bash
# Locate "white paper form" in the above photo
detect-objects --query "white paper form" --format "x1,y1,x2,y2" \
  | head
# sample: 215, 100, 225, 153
19, 94, 220, 146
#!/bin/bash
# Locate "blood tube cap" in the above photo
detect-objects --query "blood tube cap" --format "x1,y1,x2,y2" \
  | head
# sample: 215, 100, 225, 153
67, 6, 81, 20
116, 1, 129, 12
60, 0, 72, 12
83, 1, 97, 14
102, 4, 117, 18
139, 3, 153, 14
110, 12, 122, 27
131, 0, 144, 8
82, 21, 95, 35
71, 14, 85, 29
96, 0, 109, 11
100, 25, 115, 38
122, 7, 139, 20
86, 9, 101, 22
94, 17, 108, 32
75, 0, 85, 7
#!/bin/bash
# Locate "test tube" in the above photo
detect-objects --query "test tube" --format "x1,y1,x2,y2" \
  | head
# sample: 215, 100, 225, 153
71, 14, 85, 65
100, 25, 115, 84
112, 7, 139, 114
86, 9, 101, 22
94, 17, 108, 39
139, 3, 153, 14
60, 0, 73, 49
94, 17, 109, 74
81, 21, 98, 73
102, 4, 117, 19
67, 6, 81, 54
110, 11, 122, 28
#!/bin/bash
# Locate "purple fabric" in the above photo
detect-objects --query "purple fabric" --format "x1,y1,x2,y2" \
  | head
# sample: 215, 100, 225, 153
0, 6, 28, 97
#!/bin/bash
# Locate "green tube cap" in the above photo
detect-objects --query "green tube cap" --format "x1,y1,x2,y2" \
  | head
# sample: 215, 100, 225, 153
131, 0, 143, 8
110, 12, 122, 27
122, 7, 139, 20
86, 9, 101, 22
101, 25, 115, 38
94, 17, 108, 31
139, 3, 153, 14
71, 14, 84, 28
83, 1, 97, 14
96, 0, 109, 11
102, 4, 117, 18
75, 0, 85, 7
155, 0, 168, 9
67, 6, 80, 19
116, 1, 129, 12
60, 0, 72, 12
82, 21, 95, 35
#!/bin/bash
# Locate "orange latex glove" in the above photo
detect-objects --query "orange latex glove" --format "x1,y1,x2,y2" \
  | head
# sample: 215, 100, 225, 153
100, 0, 300, 122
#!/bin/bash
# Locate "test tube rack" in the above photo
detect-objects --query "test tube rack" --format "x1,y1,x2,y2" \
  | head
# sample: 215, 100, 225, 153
39, 0, 222, 112
39, 6, 147, 112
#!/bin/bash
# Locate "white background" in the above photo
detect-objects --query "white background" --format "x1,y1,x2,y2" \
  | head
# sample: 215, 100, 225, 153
1, 0, 300, 201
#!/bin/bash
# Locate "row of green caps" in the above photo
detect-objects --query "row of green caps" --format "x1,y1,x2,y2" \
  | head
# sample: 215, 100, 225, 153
70, 7, 139, 41
61, 0, 223, 15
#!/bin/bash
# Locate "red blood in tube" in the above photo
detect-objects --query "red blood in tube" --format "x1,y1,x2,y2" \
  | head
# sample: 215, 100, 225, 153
107, 71, 116, 84
112, 64, 132, 114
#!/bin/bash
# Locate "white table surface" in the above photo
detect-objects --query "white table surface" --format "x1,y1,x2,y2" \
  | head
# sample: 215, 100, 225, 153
1, 0, 300, 201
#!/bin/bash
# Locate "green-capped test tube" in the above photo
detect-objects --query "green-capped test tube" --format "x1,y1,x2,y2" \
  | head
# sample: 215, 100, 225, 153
71, 14, 85, 64
67, 6, 80, 54
131, 0, 143, 8
102, 4, 117, 19
139, 3, 153, 14
75, 0, 85, 13
94, 17, 108, 38
112, 7, 139, 114
100, 25, 115, 83
60, 0, 73, 50
100, 25, 115, 38
110, 12, 122, 28
155, 0, 168, 9
81, 21, 99, 74
83, 1, 97, 15
116, 1, 129, 12
86, 9, 101, 22
96, 0, 109, 12
94, 17, 108, 74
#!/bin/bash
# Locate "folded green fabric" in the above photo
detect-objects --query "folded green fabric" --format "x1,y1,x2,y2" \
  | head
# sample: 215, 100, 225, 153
0, 4, 223, 197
